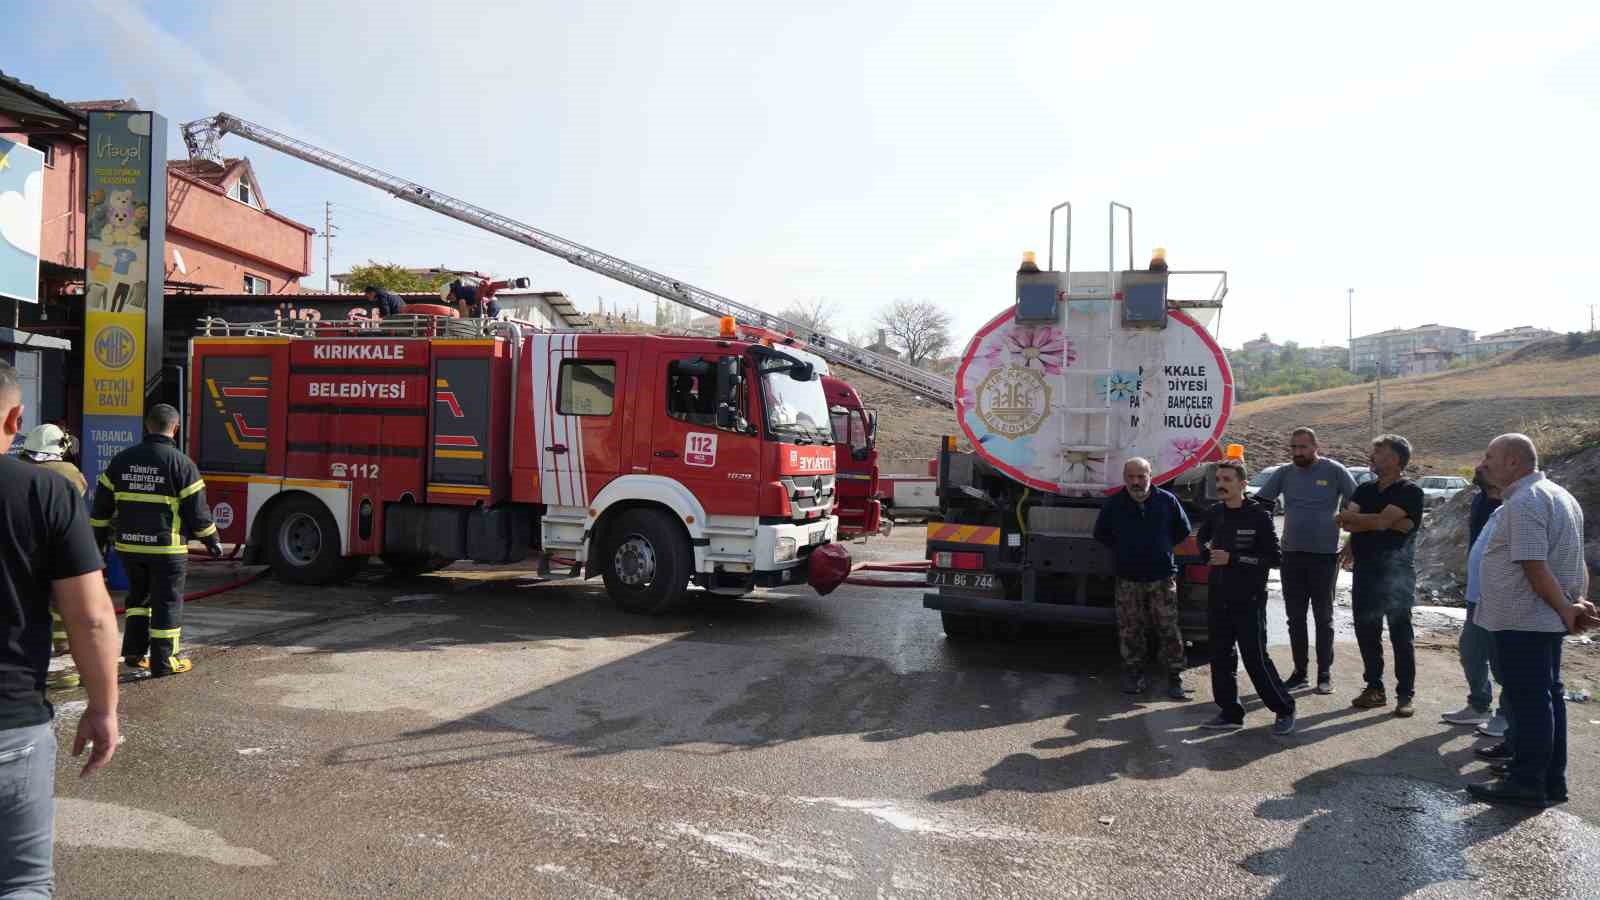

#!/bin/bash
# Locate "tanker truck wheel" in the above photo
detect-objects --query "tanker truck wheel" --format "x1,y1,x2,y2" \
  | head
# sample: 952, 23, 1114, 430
941, 611, 987, 642
265, 495, 350, 585
602, 509, 691, 615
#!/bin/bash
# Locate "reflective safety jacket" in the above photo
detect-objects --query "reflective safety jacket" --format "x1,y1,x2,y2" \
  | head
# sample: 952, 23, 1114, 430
90, 434, 216, 555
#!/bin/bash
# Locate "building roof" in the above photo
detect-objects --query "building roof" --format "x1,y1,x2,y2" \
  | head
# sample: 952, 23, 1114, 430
168, 157, 249, 187
66, 99, 138, 112
1477, 326, 1556, 342
1354, 323, 1471, 341
0, 68, 85, 134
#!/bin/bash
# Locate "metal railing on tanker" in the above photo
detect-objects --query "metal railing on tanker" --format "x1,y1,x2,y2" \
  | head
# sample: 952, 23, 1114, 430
195, 314, 544, 341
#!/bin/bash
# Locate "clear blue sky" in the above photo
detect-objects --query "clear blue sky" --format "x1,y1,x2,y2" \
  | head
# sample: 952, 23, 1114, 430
13, 1, 1600, 348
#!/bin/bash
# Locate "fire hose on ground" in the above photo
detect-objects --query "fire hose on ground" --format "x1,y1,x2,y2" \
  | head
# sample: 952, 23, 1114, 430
807, 545, 930, 595
108, 544, 266, 613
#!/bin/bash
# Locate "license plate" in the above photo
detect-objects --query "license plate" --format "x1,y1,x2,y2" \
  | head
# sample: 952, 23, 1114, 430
927, 570, 997, 591
809, 528, 826, 546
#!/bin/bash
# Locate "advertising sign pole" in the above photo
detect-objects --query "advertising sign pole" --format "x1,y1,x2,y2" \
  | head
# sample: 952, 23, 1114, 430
83, 111, 166, 586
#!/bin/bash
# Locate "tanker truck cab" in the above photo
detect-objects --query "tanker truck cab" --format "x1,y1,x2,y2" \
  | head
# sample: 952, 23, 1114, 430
926, 200, 1230, 643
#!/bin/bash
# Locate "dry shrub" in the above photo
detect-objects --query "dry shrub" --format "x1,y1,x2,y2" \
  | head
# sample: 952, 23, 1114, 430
1519, 415, 1600, 463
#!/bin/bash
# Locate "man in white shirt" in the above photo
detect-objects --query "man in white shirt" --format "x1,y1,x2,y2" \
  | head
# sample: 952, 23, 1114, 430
1467, 434, 1597, 808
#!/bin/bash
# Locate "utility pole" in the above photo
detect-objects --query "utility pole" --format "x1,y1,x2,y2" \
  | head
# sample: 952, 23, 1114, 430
320, 201, 339, 292
1347, 288, 1355, 372
1374, 366, 1384, 437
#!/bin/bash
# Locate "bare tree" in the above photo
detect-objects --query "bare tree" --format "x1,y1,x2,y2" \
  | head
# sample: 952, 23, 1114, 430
777, 297, 837, 336
875, 299, 952, 367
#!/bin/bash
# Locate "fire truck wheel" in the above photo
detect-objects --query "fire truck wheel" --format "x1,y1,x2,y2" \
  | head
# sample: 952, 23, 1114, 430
940, 612, 987, 642
602, 509, 691, 615
265, 496, 349, 585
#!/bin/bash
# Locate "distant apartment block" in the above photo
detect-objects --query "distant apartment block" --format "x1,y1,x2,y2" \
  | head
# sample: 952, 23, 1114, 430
1398, 347, 1457, 377
1463, 326, 1559, 360
1349, 323, 1474, 375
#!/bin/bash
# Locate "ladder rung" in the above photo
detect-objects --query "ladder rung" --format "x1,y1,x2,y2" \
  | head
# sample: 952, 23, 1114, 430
1058, 482, 1115, 490
1062, 444, 1110, 453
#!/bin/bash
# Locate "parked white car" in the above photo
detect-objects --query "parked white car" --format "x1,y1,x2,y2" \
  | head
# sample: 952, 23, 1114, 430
1419, 475, 1470, 508
1245, 465, 1284, 515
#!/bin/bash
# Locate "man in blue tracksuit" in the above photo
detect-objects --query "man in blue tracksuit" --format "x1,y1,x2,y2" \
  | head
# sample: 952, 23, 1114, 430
1198, 459, 1297, 735
1094, 457, 1193, 700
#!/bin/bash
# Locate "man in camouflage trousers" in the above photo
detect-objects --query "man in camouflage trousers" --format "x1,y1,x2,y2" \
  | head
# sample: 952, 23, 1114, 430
1094, 458, 1194, 699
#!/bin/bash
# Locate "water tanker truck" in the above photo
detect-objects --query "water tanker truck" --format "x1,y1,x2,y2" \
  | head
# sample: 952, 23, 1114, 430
924, 202, 1232, 641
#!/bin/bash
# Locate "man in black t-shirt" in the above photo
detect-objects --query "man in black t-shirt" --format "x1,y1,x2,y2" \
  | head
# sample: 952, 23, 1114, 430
0, 366, 122, 895
1336, 434, 1426, 717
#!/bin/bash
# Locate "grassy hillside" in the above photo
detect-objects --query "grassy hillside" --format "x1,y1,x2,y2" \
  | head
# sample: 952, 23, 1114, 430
1227, 335, 1600, 472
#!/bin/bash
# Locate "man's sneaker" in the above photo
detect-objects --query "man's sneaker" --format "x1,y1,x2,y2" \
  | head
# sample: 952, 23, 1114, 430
1166, 673, 1190, 701
1475, 741, 1514, 761
1282, 671, 1309, 691
1200, 715, 1244, 731
46, 670, 80, 689
1476, 713, 1508, 738
124, 657, 149, 670
1121, 670, 1148, 695
1394, 697, 1416, 718
1352, 686, 1388, 709
1441, 706, 1492, 726
1489, 761, 1512, 775
1272, 712, 1297, 735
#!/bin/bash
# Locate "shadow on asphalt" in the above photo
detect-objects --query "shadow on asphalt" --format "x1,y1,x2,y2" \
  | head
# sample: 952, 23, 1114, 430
293, 574, 1213, 772
1243, 727, 1540, 899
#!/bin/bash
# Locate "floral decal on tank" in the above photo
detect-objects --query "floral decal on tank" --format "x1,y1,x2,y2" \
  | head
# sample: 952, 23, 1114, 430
954, 303, 1233, 495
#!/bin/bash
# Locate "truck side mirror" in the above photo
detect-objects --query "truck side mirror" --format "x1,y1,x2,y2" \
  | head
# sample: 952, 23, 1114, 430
865, 410, 877, 449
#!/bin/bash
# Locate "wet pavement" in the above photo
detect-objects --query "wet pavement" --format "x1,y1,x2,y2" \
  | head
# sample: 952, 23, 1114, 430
46, 536, 1600, 898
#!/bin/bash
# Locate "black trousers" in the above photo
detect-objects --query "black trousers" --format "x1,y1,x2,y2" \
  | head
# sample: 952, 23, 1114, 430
1280, 552, 1339, 678
1209, 595, 1296, 722
121, 555, 187, 674
1352, 576, 1415, 698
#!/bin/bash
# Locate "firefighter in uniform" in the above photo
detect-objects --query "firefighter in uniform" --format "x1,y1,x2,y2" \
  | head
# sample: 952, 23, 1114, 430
89, 404, 222, 676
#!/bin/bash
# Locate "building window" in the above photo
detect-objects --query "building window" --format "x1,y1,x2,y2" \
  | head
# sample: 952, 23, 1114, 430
243, 274, 270, 294
233, 181, 254, 206
557, 360, 615, 416
27, 137, 54, 167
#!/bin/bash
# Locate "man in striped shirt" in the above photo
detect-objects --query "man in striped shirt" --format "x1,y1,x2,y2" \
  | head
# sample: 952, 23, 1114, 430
1467, 434, 1597, 808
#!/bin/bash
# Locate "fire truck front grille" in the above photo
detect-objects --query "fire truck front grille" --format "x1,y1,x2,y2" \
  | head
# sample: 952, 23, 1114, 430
781, 474, 836, 519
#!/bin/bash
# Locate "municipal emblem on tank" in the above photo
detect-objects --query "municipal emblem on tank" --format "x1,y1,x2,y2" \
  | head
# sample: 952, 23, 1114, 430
976, 366, 1051, 439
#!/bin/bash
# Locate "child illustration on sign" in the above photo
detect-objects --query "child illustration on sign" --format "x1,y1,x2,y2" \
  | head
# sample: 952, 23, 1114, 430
87, 189, 147, 312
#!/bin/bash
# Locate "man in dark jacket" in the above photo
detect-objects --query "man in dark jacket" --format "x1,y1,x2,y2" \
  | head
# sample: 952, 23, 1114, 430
363, 285, 406, 318
1093, 457, 1193, 699
89, 404, 222, 677
1198, 459, 1297, 734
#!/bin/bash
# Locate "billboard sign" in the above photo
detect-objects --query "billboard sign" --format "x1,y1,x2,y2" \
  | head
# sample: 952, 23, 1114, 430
83, 111, 166, 492
0, 137, 44, 304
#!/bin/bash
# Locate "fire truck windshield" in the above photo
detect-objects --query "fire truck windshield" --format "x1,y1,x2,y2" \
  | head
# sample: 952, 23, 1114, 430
761, 369, 832, 444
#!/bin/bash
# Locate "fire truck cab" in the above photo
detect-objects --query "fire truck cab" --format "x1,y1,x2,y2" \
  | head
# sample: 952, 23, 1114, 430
189, 314, 839, 613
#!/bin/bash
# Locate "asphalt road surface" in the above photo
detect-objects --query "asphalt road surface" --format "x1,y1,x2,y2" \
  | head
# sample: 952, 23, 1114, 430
47, 534, 1600, 898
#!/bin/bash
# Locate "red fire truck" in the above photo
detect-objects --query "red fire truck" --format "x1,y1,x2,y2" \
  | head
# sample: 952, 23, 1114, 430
191, 313, 841, 613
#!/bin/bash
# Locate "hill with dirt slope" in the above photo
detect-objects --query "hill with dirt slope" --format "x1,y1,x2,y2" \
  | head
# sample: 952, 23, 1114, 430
1226, 335, 1600, 473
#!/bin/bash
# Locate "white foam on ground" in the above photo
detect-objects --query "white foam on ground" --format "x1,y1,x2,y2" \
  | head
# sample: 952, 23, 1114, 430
55, 799, 274, 866
672, 823, 855, 881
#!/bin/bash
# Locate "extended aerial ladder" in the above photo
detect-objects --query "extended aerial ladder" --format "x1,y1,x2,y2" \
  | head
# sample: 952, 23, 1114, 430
181, 113, 956, 406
